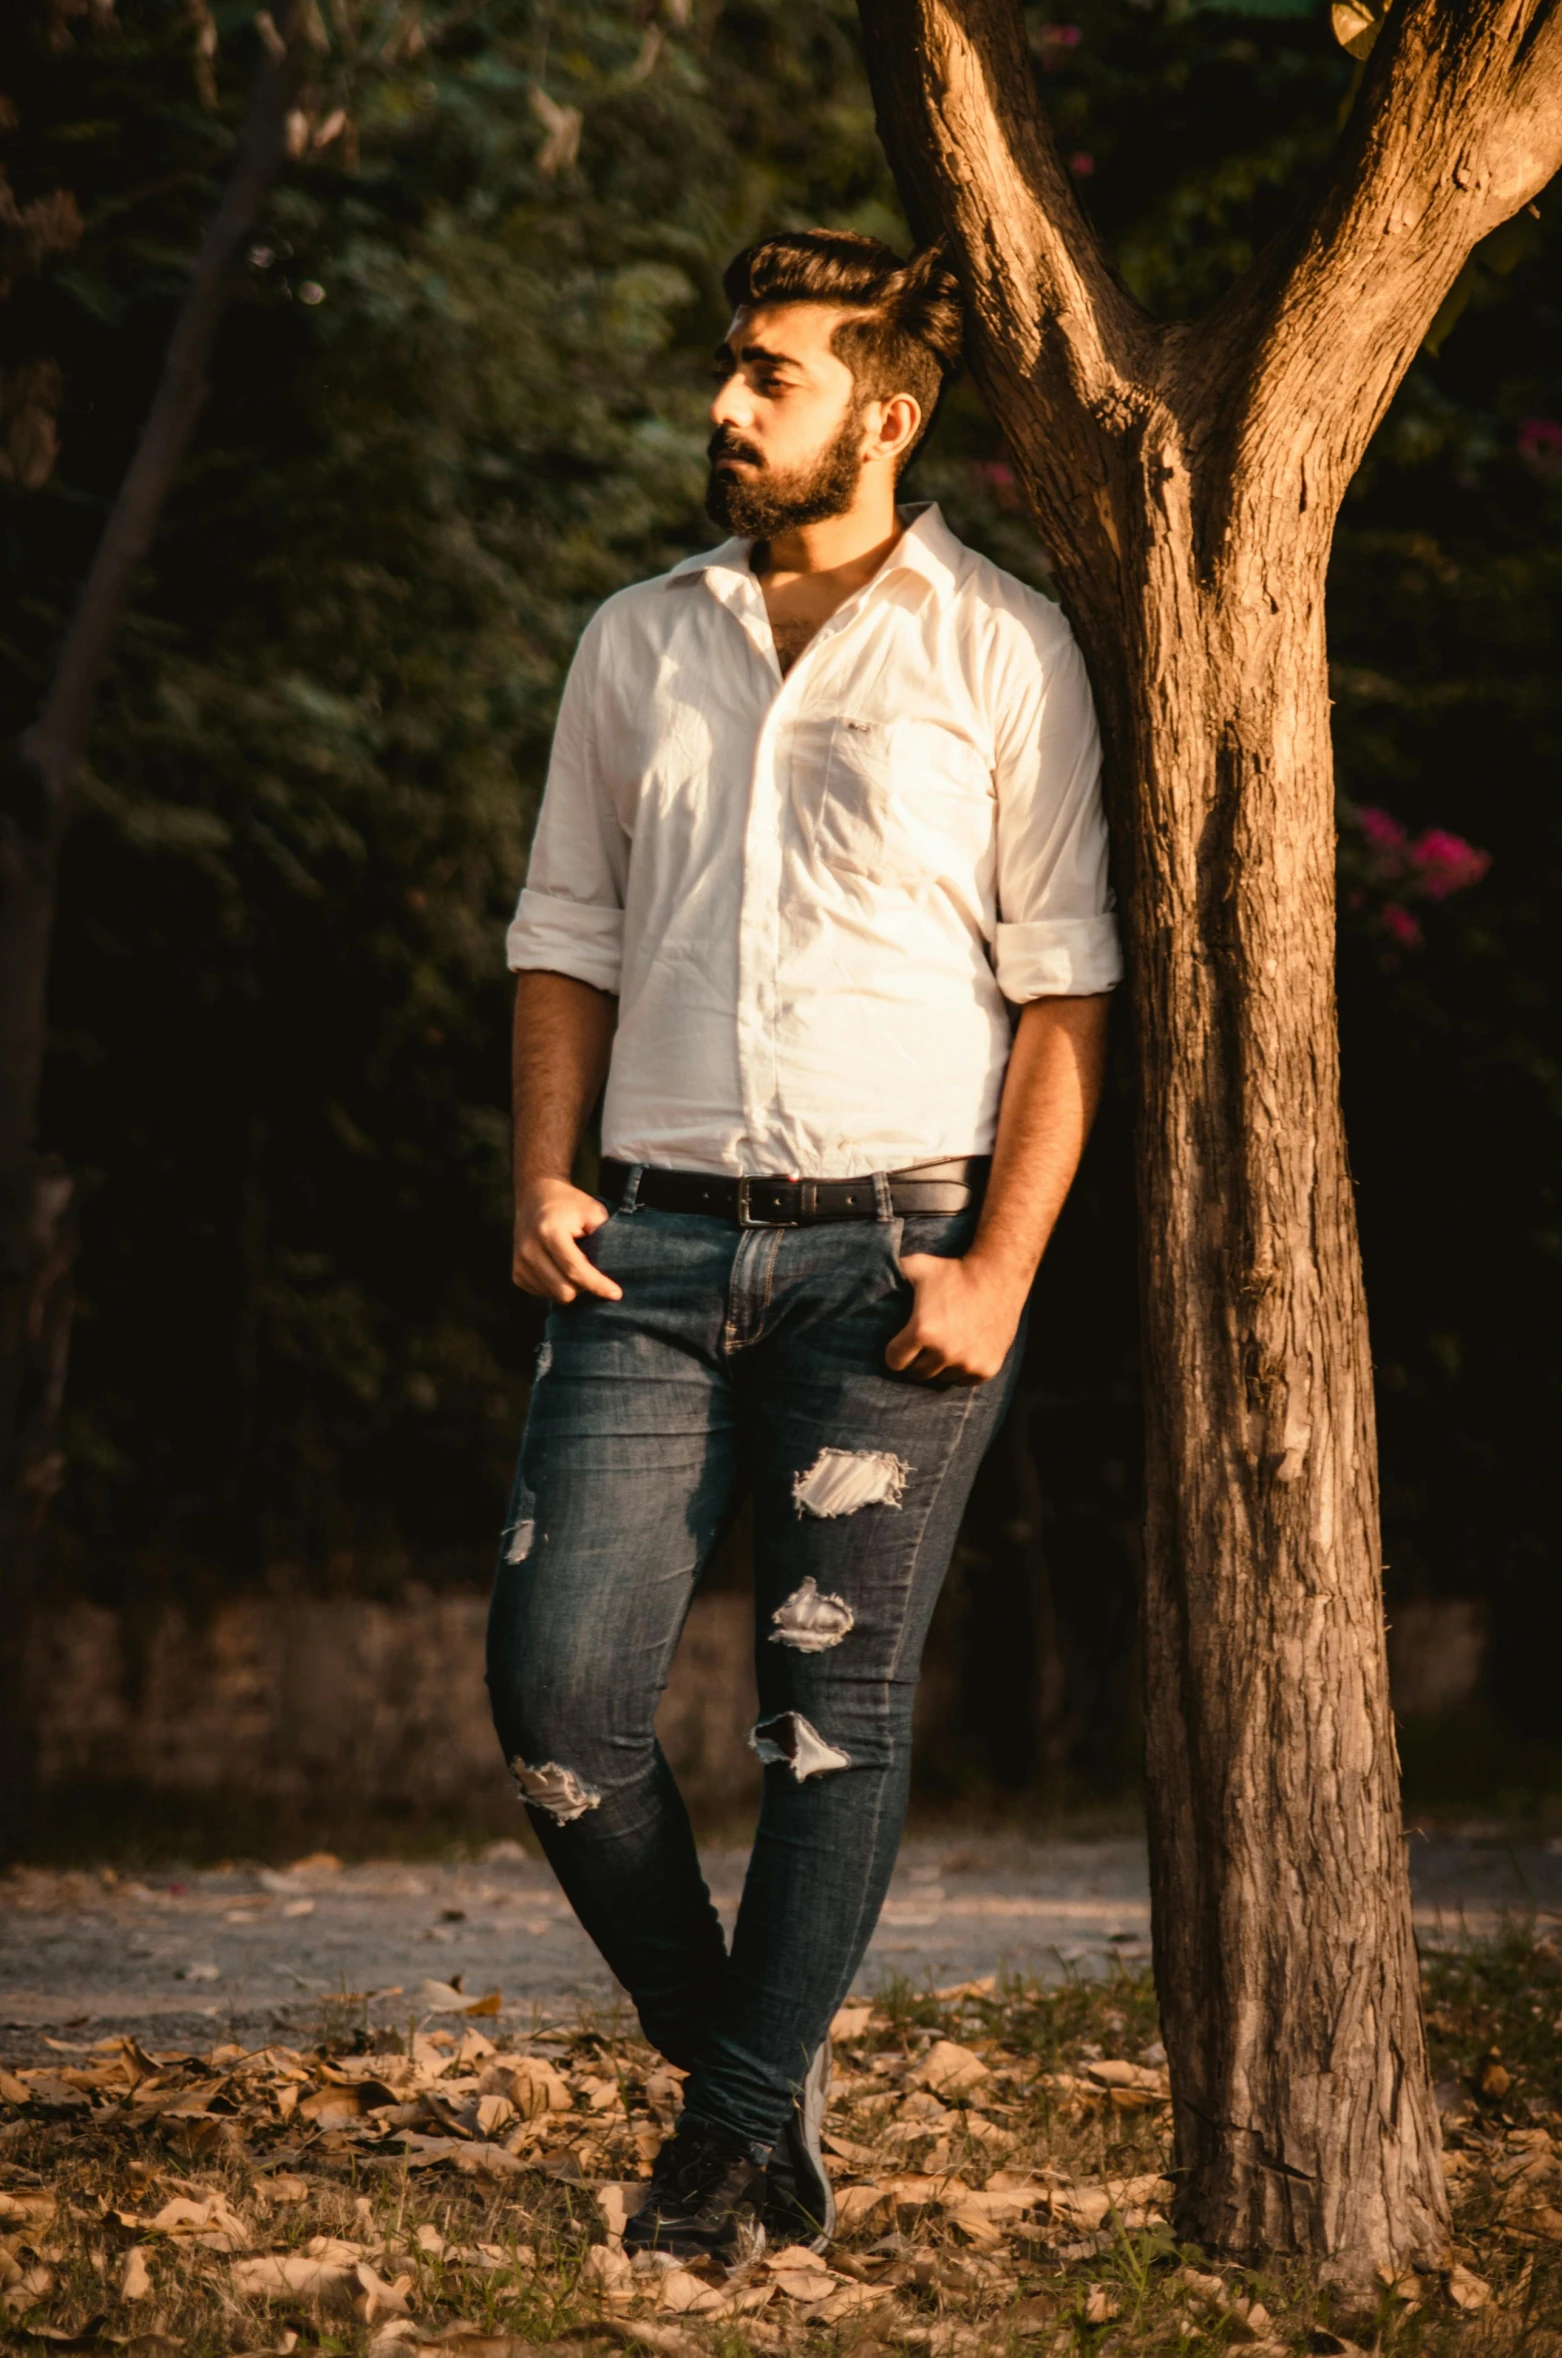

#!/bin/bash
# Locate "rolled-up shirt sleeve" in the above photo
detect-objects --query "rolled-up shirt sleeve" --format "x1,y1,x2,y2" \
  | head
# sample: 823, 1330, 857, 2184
506, 614, 628, 994
990, 606, 1123, 1003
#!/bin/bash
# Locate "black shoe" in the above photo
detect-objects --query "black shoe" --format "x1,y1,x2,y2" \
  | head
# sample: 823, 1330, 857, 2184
624, 2118, 768, 2261
764, 2036, 835, 2252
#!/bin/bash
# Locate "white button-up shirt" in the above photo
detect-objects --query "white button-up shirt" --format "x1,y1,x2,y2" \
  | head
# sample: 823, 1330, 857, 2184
507, 503, 1121, 1178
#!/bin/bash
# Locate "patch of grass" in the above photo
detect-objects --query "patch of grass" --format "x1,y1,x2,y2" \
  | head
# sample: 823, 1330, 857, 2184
1, 1928, 1559, 2357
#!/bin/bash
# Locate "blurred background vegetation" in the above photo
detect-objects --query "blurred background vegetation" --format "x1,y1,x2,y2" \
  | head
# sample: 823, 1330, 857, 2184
2, 0, 1557, 1836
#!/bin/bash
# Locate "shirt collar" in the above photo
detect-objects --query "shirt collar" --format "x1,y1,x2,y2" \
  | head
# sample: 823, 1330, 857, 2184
663, 502, 964, 606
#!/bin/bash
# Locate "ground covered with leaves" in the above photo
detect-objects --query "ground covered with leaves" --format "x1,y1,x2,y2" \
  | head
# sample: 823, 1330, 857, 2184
1, 1928, 1558, 2358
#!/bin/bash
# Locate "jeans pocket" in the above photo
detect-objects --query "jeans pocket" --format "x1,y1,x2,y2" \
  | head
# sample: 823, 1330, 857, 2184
895, 1207, 979, 1265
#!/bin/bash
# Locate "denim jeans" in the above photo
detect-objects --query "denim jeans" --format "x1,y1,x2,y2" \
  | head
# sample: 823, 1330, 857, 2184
485, 1178, 1023, 2158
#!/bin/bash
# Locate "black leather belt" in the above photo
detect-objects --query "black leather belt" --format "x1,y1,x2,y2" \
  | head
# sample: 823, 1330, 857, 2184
598, 1156, 988, 1227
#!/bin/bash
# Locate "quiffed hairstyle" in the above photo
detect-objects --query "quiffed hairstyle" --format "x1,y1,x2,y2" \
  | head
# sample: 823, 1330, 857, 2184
721, 229, 963, 465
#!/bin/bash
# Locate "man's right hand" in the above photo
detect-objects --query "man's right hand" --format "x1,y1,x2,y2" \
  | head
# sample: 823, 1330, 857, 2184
512, 1177, 624, 1303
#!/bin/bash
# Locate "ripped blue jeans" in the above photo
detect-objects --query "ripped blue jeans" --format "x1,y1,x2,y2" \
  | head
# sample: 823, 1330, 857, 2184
485, 1181, 1022, 2158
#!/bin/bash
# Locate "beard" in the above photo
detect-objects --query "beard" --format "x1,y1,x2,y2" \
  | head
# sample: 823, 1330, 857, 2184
705, 404, 865, 539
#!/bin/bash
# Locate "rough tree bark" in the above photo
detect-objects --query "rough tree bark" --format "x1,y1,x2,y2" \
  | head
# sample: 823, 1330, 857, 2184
0, 5, 304, 1839
857, 0, 1562, 2277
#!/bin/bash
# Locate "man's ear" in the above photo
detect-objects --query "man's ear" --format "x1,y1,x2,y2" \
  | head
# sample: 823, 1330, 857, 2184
874, 390, 923, 469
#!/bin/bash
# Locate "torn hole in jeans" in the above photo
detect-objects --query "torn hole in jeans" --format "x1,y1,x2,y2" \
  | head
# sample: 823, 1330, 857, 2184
510, 1757, 602, 1824
749, 1711, 851, 1781
792, 1446, 910, 1518
769, 1576, 854, 1652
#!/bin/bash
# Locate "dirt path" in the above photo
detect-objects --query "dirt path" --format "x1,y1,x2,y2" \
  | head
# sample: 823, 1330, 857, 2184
3, 1828, 1556, 2063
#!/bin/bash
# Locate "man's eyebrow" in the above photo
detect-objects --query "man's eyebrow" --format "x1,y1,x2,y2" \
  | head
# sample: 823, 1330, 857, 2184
712, 339, 805, 371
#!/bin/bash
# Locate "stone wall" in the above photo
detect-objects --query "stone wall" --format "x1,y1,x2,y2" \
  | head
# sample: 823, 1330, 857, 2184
25, 1581, 1488, 1845
28, 1584, 762, 1836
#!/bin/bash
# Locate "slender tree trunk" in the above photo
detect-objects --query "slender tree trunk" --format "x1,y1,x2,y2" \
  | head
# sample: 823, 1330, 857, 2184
0, 9, 303, 1846
858, 0, 1562, 2276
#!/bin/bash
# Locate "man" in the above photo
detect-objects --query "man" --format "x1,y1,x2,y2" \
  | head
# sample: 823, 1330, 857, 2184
487, 229, 1119, 2259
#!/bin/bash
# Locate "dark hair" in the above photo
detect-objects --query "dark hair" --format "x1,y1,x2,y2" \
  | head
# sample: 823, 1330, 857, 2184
721, 229, 963, 466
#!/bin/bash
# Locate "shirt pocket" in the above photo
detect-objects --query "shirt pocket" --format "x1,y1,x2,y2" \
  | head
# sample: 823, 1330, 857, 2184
807, 716, 992, 887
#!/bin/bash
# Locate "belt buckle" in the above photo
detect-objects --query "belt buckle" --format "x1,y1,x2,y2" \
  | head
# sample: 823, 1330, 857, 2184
737, 1174, 800, 1227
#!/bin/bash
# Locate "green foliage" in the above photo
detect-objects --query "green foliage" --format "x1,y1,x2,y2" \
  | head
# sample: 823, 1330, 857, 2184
1, 0, 1557, 1773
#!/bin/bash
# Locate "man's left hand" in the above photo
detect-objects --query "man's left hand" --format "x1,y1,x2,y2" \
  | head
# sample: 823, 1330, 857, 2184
885, 1252, 1027, 1385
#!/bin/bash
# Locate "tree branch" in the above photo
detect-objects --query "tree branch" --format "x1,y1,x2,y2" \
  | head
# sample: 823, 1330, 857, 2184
11, 3, 306, 844
862, 0, 1562, 583
857, 0, 1153, 579
1209, 0, 1562, 517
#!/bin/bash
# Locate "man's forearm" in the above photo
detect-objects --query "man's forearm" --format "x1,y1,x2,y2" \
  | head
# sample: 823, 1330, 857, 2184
885, 991, 1110, 1383
968, 991, 1111, 1294
512, 969, 617, 1190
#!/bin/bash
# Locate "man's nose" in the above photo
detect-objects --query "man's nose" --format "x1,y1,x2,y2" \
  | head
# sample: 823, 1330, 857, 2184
709, 375, 751, 431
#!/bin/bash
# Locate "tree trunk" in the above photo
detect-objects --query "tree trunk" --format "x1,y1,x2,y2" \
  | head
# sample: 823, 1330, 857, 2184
859, 0, 1562, 2276
0, 8, 304, 1845
1112, 497, 1442, 2263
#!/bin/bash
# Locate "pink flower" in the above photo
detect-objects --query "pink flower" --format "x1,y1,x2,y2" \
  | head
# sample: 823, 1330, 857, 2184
1068, 151, 1095, 177
974, 457, 1023, 512
1517, 417, 1562, 474
1355, 804, 1407, 855
1408, 827, 1491, 900
1036, 23, 1083, 59
1379, 903, 1423, 948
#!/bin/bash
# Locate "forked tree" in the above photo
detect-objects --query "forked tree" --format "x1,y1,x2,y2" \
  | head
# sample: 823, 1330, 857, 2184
856, 0, 1562, 2279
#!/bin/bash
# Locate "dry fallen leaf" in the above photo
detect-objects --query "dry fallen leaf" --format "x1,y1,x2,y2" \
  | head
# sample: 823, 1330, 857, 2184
505, 2055, 572, 2116
400, 2341, 519, 2358
2, 2262, 56, 2314
0, 2191, 57, 2225
1048, 2184, 1111, 2232
773, 2265, 837, 2304
121, 2245, 154, 2300
1082, 2284, 1121, 2325
834, 2183, 892, 2229
586, 2324, 696, 2358
232, 2254, 355, 2306
582, 2242, 635, 2293
1083, 2058, 1170, 2099
657, 2265, 729, 2315
1226, 2297, 1275, 2342
305, 2233, 368, 2264
149, 2191, 249, 2249
811, 2280, 887, 2324
595, 2182, 652, 2246
946, 2202, 1006, 2249
830, 2003, 877, 2040
419, 1980, 477, 2013
1447, 2264, 1492, 2312
1170, 2264, 1227, 2311
914, 2040, 991, 2097
1330, 0, 1383, 60
354, 2259, 415, 2323
259, 2172, 309, 2205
